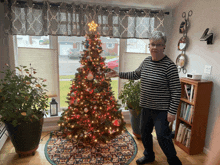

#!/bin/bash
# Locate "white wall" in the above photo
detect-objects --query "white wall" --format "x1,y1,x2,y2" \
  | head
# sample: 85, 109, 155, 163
166, 0, 220, 152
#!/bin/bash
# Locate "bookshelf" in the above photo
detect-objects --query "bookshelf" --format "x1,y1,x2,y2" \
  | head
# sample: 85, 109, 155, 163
174, 78, 213, 155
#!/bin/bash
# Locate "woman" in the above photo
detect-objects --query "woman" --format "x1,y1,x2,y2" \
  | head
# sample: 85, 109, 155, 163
106, 31, 182, 165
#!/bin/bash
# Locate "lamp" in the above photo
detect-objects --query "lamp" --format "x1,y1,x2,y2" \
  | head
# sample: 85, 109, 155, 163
50, 98, 58, 116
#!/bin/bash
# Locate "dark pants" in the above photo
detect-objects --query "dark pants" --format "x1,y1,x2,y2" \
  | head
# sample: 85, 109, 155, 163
140, 108, 178, 161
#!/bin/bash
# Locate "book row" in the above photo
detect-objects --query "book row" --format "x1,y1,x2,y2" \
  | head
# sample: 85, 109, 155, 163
176, 123, 191, 148
180, 102, 194, 124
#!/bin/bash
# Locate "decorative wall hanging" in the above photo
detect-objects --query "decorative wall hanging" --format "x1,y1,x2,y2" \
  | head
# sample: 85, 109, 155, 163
176, 53, 187, 73
178, 36, 188, 51
200, 28, 213, 44
176, 10, 193, 74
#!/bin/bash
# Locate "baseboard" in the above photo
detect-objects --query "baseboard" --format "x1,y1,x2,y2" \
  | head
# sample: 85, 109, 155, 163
203, 147, 209, 155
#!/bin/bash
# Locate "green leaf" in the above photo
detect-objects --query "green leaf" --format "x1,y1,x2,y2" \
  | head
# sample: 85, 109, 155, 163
32, 114, 39, 120
12, 120, 18, 127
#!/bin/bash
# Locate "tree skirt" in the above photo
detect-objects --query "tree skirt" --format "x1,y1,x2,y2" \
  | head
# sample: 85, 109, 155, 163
44, 130, 138, 165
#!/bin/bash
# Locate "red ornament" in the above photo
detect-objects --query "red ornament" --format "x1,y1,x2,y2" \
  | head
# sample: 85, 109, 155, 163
113, 119, 120, 126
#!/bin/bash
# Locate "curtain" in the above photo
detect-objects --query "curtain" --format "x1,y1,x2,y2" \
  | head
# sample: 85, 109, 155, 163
4, 0, 165, 38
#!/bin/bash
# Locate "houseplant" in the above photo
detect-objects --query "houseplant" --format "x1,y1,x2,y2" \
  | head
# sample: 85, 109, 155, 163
0, 64, 49, 156
118, 79, 141, 139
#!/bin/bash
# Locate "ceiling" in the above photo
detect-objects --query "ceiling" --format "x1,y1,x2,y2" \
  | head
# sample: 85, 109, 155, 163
49, 0, 183, 10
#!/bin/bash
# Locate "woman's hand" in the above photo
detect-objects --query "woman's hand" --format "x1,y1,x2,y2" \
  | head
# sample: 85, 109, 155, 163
167, 113, 176, 122
106, 69, 119, 78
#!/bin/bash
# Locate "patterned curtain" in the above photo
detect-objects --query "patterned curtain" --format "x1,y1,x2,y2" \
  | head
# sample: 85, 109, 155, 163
4, 0, 165, 38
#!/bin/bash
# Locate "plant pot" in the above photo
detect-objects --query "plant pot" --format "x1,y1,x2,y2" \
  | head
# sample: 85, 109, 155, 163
128, 108, 141, 139
4, 116, 44, 157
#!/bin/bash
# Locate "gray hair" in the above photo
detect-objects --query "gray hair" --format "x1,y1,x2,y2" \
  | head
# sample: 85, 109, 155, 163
149, 31, 167, 44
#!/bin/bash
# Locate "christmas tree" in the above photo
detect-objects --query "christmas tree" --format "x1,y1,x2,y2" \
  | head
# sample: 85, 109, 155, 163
58, 21, 126, 145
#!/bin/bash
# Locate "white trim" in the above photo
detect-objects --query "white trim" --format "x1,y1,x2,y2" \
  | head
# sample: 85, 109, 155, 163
203, 147, 209, 155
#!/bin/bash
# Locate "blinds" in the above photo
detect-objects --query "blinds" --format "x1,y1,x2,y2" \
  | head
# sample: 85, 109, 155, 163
17, 47, 58, 97
119, 52, 151, 93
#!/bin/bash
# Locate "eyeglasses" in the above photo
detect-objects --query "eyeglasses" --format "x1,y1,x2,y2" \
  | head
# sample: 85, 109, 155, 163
149, 43, 165, 47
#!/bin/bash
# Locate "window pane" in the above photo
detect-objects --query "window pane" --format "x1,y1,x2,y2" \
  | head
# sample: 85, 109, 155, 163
17, 35, 50, 49
127, 39, 150, 53
58, 36, 120, 109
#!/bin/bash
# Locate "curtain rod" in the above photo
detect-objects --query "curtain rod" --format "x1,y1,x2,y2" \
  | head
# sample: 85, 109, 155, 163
2, 0, 169, 15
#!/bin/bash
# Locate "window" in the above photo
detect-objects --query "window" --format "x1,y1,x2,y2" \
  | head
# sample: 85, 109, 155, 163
58, 36, 120, 109
17, 35, 50, 49
14, 35, 121, 112
118, 39, 151, 100
15, 35, 58, 113
127, 39, 150, 54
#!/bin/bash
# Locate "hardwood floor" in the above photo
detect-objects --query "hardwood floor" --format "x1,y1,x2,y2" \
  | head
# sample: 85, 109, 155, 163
0, 124, 207, 165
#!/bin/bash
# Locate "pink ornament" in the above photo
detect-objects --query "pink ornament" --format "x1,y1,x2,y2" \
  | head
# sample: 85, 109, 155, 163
87, 71, 94, 80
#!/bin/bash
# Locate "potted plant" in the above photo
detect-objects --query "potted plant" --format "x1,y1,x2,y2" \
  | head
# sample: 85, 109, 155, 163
118, 79, 141, 139
0, 64, 49, 156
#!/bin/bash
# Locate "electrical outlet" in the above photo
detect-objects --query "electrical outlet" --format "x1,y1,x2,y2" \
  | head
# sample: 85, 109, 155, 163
204, 65, 212, 74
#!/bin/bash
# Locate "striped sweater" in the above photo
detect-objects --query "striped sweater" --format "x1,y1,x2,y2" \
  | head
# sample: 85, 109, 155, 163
119, 55, 181, 115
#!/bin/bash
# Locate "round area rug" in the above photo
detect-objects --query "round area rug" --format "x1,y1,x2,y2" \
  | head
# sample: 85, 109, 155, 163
44, 130, 137, 165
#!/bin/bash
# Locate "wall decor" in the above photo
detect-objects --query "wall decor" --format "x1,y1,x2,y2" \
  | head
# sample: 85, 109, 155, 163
176, 54, 187, 73
178, 36, 188, 51
200, 28, 213, 44
176, 10, 193, 73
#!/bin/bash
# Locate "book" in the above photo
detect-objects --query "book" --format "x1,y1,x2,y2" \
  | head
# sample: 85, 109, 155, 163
181, 127, 189, 145
181, 103, 187, 119
184, 128, 190, 147
177, 124, 185, 142
188, 106, 194, 123
179, 125, 187, 143
182, 128, 189, 146
189, 85, 194, 102
176, 123, 183, 142
186, 129, 191, 148
180, 102, 185, 118
190, 107, 195, 124
184, 104, 191, 121
184, 84, 190, 100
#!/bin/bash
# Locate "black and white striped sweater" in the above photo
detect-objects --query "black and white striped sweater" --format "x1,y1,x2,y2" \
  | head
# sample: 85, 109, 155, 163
119, 55, 181, 115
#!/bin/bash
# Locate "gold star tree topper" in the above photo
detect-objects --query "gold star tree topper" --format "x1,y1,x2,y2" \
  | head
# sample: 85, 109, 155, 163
88, 21, 98, 31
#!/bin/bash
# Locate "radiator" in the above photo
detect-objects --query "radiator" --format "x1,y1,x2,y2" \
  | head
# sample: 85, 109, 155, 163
0, 122, 8, 151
